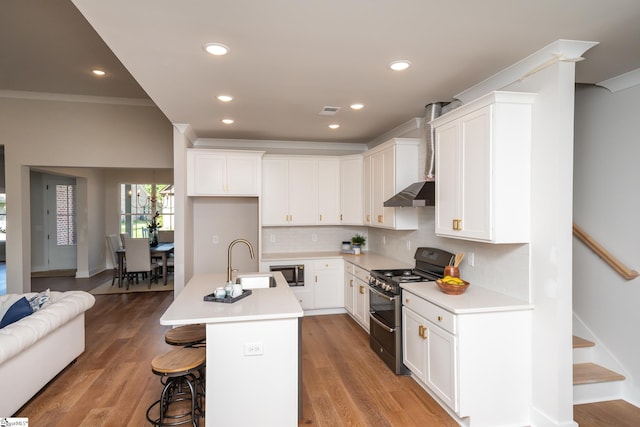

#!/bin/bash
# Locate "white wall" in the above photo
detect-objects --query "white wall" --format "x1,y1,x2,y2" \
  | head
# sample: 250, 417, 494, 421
0, 95, 172, 293
573, 83, 640, 405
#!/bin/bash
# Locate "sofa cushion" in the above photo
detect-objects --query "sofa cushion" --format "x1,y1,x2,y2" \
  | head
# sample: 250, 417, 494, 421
0, 297, 34, 329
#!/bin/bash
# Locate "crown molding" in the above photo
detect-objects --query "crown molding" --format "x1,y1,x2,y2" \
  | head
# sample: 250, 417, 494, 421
597, 68, 640, 93
0, 90, 155, 107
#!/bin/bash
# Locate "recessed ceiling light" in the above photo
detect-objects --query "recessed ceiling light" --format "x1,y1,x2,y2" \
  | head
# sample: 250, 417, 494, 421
222, 118, 234, 124
217, 95, 233, 102
329, 124, 340, 129
92, 69, 106, 76
389, 60, 412, 71
204, 43, 230, 56
350, 103, 364, 110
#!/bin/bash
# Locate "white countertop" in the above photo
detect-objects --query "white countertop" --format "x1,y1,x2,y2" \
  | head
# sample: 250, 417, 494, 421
261, 251, 413, 271
401, 281, 533, 314
160, 272, 304, 325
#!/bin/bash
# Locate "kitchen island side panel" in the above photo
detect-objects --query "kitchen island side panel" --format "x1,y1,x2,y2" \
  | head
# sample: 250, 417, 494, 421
205, 318, 299, 427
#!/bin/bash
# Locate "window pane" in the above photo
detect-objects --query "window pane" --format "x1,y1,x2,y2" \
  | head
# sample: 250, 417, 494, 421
0, 193, 6, 242
56, 184, 76, 245
120, 183, 174, 239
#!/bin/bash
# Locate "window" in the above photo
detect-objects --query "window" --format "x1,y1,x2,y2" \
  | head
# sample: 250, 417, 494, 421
55, 184, 76, 245
120, 183, 174, 238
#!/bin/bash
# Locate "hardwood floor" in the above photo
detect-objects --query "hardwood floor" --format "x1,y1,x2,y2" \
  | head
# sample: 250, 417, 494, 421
15, 275, 640, 426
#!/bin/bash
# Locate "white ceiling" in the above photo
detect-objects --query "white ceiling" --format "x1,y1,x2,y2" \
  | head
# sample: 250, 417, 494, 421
3, 0, 640, 144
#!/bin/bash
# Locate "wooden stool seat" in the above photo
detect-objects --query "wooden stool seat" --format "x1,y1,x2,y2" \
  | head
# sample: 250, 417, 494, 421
147, 347, 206, 426
165, 324, 206, 347
151, 347, 206, 375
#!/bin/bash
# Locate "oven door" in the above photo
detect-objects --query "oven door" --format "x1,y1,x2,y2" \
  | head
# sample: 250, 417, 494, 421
369, 286, 398, 327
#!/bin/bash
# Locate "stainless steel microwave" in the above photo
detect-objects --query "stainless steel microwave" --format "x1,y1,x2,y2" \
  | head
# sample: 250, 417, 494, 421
269, 264, 305, 286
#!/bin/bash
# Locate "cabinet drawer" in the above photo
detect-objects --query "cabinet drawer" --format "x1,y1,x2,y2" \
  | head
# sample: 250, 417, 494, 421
354, 265, 370, 282
344, 261, 355, 275
314, 259, 342, 270
403, 290, 456, 334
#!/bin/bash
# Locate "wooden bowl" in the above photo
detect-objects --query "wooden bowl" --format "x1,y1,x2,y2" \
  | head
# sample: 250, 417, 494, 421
436, 278, 470, 295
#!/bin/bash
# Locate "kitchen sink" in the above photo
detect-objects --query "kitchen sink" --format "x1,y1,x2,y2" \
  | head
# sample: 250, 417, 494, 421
235, 273, 276, 289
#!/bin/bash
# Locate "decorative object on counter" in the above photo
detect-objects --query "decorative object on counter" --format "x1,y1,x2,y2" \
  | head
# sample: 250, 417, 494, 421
204, 289, 252, 303
444, 252, 464, 277
147, 211, 161, 247
351, 234, 366, 254
341, 241, 352, 253
436, 276, 470, 295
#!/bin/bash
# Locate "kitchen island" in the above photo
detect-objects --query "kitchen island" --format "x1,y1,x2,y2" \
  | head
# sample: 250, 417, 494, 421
160, 272, 303, 427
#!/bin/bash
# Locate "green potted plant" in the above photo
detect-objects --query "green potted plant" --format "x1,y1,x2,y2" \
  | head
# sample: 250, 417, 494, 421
351, 234, 366, 254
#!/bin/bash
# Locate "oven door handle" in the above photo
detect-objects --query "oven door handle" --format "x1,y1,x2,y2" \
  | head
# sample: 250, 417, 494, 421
369, 313, 395, 333
368, 285, 397, 302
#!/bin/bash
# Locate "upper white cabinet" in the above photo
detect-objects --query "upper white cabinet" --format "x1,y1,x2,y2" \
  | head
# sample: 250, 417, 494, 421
318, 159, 341, 224
363, 138, 419, 230
187, 149, 263, 196
339, 155, 363, 225
431, 91, 535, 243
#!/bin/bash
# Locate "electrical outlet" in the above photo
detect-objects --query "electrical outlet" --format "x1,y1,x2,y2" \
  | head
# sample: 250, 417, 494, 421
406, 240, 411, 250
382, 235, 386, 246
270, 234, 276, 243
244, 342, 264, 356
212, 235, 219, 244
467, 252, 475, 267
312, 233, 318, 242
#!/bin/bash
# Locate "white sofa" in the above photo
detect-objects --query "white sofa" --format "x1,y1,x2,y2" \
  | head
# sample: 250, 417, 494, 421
0, 290, 95, 416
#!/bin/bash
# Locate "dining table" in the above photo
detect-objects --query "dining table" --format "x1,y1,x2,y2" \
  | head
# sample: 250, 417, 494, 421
117, 242, 174, 286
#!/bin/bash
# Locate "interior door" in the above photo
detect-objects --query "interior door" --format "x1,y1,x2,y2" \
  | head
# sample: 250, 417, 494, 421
45, 175, 77, 270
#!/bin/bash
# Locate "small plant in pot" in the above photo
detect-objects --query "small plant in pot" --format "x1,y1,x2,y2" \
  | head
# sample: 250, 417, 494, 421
351, 234, 366, 254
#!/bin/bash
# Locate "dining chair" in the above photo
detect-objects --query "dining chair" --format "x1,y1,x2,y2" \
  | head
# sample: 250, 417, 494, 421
124, 238, 160, 289
106, 234, 122, 287
157, 230, 174, 243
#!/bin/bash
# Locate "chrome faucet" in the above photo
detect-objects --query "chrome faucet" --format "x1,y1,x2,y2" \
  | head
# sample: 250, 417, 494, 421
227, 238, 255, 283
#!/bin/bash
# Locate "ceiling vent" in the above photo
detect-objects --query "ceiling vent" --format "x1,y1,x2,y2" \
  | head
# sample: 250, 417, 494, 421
319, 106, 341, 116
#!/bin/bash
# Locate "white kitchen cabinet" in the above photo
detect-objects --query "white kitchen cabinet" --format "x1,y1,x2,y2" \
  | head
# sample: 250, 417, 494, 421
402, 286, 531, 427
344, 263, 355, 315
402, 304, 457, 411
262, 156, 342, 226
339, 155, 363, 225
362, 155, 372, 225
312, 259, 344, 309
187, 149, 263, 196
318, 159, 341, 224
432, 91, 535, 243
363, 138, 419, 230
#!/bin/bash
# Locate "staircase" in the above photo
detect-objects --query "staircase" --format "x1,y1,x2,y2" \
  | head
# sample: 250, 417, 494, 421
573, 335, 625, 404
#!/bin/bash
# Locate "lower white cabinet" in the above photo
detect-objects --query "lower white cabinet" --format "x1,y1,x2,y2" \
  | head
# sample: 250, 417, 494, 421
261, 258, 343, 311
402, 289, 531, 427
344, 261, 370, 331
312, 259, 344, 309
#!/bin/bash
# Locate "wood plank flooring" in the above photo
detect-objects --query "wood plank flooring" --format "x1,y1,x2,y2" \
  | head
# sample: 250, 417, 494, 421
15, 275, 640, 426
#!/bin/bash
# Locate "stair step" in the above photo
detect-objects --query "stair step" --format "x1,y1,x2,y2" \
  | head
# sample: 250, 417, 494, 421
574, 363, 625, 385
573, 335, 595, 349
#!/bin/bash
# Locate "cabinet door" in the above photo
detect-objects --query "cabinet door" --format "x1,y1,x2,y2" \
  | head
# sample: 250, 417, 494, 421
340, 156, 363, 225
363, 155, 372, 225
262, 158, 290, 225
458, 108, 491, 240
318, 159, 341, 224
354, 278, 369, 331
288, 159, 318, 224
292, 288, 314, 310
226, 155, 259, 196
425, 321, 457, 411
188, 152, 226, 195
344, 271, 355, 314
312, 259, 343, 309
434, 121, 460, 236
371, 149, 386, 226
402, 307, 427, 381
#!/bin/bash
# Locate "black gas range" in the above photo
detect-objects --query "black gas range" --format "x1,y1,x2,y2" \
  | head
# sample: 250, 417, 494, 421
367, 247, 455, 375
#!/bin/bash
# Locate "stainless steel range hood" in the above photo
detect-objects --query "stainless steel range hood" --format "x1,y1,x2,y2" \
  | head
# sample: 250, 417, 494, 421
383, 181, 435, 207
384, 102, 445, 208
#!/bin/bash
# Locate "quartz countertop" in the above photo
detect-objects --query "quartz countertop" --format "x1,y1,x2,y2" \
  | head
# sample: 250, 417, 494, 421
160, 272, 303, 326
401, 281, 533, 315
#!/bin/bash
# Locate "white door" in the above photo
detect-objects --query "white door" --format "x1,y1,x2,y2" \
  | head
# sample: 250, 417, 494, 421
45, 175, 77, 270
